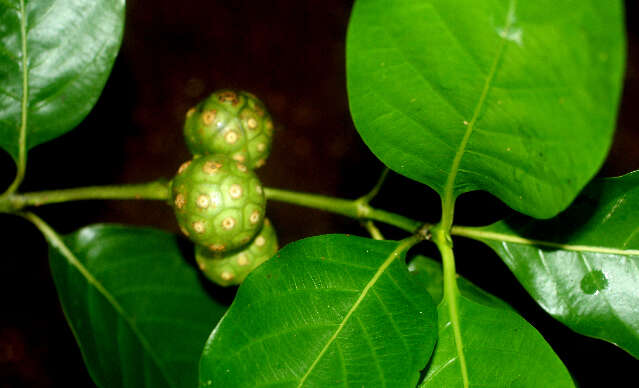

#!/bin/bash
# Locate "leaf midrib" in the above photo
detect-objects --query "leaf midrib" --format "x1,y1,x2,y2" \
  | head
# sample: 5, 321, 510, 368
441, 4, 513, 210
437, 4, 517, 388
295, 238, 416, 387
455, 227, 639, 257
18, 0, 27, 157
43, 226, 177, 387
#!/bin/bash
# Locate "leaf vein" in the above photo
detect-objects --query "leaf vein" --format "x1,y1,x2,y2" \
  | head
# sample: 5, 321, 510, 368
355, 315, 386, 386
295, 241, 412, 387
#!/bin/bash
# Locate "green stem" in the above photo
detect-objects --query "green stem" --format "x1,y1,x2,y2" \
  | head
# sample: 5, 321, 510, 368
264, 187, 423, 233
432, 224, 468, 387
361, 220, 384, 240
0, 182, 426, 234
359, 167, 389, 203
5, 180, 171, 211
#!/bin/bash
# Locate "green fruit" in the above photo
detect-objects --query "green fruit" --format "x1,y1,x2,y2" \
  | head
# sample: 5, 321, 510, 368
196, 218, 279, 286
183, 89, 274, 169
171, 154, 266, 253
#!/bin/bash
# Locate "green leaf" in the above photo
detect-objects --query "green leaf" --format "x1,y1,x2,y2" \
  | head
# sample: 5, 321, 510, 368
420, 295, 575, 387
49, 224, 228, 388
346, 0, 625, 218
0, 0, 125, 161
408, 255, 510, 309
408, 256, 573, 386
462, 171, 639, 358
199, 235, 437, 388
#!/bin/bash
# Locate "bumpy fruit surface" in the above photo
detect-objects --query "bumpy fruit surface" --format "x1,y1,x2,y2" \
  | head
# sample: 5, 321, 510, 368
171, 154, 266, 253
195, 218, 279, 287
183, 89, 274, 169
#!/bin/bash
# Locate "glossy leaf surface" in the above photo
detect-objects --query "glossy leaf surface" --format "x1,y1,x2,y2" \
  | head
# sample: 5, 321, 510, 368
469, 171, 639, 358
49, 225, 228, 388
420, 295, 574, 387
0, 0, 125, 160
200, 235, 437, 388
347, 0, 625, 218
408, 255, 509, 309
408, 256, 573, 386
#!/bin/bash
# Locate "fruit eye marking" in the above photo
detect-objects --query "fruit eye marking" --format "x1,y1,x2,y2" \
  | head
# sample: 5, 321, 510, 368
236, 163, 248, 172
209, 244, 226, 252
247, 117, 258, 129
174, 193, 186, 209
177, 161, 191, 174
186, 107, 196, 118
237, 253, 249, 266
192, 221, 206, 233
220, 271, 234, 281
249, 210, 261, 224
225, 131, 239, 144
232, 153, 246, 163
202, 110, 217, 125
257, 143, 266, 152
218, 91, 239, 105
229, 184, 243, 199
179, 226, 190, 237
222, 217, 236, 230
255, 158, 266, 168
196, 195, 209, 209
255, 236, 266, 247
203, 161, 222, 175
256, 185, 263, 194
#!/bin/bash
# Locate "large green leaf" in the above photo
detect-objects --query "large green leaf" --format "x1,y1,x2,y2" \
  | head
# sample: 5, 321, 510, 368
347, 0, 625, 218
0, 0, 125, 161
420, 295, 575, 387
408, 256, 573, 386
408, 255, 510, 309
460, 171, 639, 358
199, 235, 437, 388
49, 224, 228, 388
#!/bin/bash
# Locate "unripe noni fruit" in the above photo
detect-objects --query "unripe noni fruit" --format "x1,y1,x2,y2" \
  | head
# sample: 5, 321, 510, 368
195, 218, 279, 287
183, 89, 274, 169
171, 154, 266, 253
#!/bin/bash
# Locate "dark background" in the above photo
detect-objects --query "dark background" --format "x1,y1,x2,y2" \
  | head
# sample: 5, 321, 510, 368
1, 0, 638, 386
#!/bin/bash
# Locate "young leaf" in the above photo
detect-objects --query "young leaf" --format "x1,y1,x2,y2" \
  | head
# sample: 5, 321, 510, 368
346, 0, 625, 218
49, 224, 228, 388
420, 295, 575, 387
199, 235, 437, 388
461, 171, 639, 358
408, 255, 510, 309
0, 0, 125, 161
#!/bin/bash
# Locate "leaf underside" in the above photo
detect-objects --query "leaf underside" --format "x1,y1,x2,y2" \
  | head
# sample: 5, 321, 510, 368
347, 0, 625, 218
49, 224, 228, 388
200, 234, 438, 388
0, 0, 125, 161
476, 171, 639, 359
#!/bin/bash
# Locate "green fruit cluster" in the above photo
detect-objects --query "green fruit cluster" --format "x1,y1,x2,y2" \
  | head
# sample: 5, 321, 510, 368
183, 89, 274, 169
171, 154, 265, 253
171, 89, 278, 287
